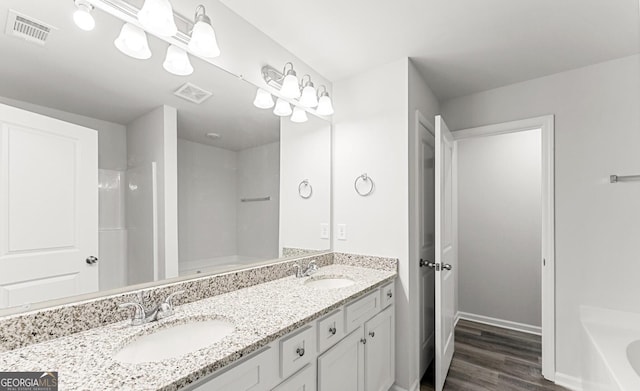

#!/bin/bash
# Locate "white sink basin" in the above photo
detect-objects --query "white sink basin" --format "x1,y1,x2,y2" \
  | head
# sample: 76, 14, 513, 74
305, 276, 355, 289
114, 319, 234, 364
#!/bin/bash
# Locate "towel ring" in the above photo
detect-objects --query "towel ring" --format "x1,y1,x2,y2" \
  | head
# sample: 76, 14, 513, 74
298, 179, 313, 199
354, 173, 374, 196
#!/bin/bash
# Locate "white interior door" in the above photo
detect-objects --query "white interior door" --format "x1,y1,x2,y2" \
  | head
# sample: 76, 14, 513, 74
0, 103, 98, 308
418, 119, 436, 377
434, 115, 457, 391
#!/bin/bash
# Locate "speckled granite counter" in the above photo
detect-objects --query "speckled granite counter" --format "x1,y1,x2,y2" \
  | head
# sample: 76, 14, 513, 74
0, 264, 396, 391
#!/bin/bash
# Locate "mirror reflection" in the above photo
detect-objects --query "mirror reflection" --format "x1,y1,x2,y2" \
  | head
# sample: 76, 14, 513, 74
0, 0, 331, 311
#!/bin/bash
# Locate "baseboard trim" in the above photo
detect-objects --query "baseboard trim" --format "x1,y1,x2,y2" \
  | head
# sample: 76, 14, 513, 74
390, 378, 420, 391
554, 372, 582, 391
457, 311, 542, 335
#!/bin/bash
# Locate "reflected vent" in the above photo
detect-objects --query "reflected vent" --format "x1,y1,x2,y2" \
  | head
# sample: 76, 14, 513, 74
5, 10, 55, 45
173, 82, 213, 104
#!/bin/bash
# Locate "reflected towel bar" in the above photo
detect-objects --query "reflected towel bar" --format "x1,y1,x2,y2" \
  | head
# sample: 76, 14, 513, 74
241, 196, 271, 202
610, 175, 640, 183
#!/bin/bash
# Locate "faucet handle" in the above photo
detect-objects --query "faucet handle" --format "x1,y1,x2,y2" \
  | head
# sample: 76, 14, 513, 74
119, 302, 146, 325
292, 264, 302, 278
164, 290, 185, 309
156, 290, 185, 321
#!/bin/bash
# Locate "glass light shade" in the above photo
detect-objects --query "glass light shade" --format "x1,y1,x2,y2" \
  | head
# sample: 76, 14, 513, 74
273, 98, 292, 116
114, 23, 152, 60
138, 0, 178, 37
253, 88, 274, 109
188, 21, 220, 58
163, 45, 193, 76
316, 95, 334, 116
290, 107, 308, 123
73, 4, 95, 31
299, 85, 318, 108
280, 73, 301, 99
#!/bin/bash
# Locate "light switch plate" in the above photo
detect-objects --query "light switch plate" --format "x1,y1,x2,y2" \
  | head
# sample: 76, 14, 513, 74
320, 223, 329, 239
337, 224, 347, 240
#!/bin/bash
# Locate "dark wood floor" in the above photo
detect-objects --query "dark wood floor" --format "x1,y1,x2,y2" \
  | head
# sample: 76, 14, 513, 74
420, 320, 568, 391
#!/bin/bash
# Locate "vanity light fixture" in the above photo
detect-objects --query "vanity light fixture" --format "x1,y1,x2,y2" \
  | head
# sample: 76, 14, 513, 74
253, 88, 275, 109
163, 45, 193, 76
73, 0, 95, 31
114, 23, 152, 60
290, 107, 308, 123
273, 98, 293, 117
316, 86, 334, 116
188, 5, 220, 58
298, 75, 318, 108
280, 63, 301, 99
138, 0, 178, 37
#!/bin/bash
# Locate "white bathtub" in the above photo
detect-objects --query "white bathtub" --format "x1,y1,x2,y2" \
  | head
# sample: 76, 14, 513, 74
178, 255, 269, 276
581, 306, 640, 391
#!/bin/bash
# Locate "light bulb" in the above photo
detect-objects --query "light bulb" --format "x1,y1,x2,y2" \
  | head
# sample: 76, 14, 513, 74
316, 93, 334, 116
299, 84, 318, 108
280, 72, 301, 99
73, 0, 95, 31
273, 98, 292, 116
291, 107, 308, 123
163, 45, 193, 76
188, 6, 220, 58
138, 0, 178, 37
114, 23, 152, 60
253, 88, 274, 109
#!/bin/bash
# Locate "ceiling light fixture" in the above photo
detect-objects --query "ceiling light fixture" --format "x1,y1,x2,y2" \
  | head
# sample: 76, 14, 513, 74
280, 63, 301, 99
253, 88, 275, 109
188, 5, 220, 58
290, 107, 308, 123
138, 0, 178, 37
114, 23, 152, 60
273, 98, 292, 117
163, 45, 193, 75
73, 0, 95, 31
316, 85, 334, 116
298, 75, 318, 108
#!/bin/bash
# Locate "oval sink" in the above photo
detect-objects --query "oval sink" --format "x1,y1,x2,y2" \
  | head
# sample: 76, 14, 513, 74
114, 319, 234, 364
305, 276, 355, 289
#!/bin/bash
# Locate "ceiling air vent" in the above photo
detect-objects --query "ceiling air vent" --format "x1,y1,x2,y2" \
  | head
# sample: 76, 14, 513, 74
5, 9, 55, 46
173, 83, 213, 104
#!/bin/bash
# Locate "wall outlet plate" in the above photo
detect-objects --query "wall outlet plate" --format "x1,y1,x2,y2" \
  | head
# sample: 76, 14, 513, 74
320, 223, 330, 239
337, 224, 347, 241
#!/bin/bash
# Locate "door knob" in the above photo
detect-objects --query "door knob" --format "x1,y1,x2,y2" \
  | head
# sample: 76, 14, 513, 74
85, 256, 98, 265
442, 263, 453, 271
419, 259, 429, 267
420, 259, 438, 269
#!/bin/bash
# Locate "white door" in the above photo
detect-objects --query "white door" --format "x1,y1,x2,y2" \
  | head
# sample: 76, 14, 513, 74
0, 103, 98, 308
363, 306, 394, 391
418, 119, 436, 377
434, 115, 457, 391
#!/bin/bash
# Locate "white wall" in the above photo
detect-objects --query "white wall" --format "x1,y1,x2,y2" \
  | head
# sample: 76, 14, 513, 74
457, 130, 542, 327
279, 115, 331, 253
441, 54, 640, 381
237, 142, 280, 259
178, 139, 238, 263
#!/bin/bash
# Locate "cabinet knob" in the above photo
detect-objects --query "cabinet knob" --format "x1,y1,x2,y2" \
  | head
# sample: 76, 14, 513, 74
329, 326, 337, 335
369, 331, 375, 338
360, 338, 367, 345
386, 291, 392, 298
85, 256, 98, 265
296, 347, 305, 357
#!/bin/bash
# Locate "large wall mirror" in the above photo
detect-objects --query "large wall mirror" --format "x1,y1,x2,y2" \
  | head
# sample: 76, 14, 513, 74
0, 0, 331, 313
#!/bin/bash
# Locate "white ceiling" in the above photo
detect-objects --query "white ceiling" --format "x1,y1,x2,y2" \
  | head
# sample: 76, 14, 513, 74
219, 0, 640, 101
0, 0, 280, 151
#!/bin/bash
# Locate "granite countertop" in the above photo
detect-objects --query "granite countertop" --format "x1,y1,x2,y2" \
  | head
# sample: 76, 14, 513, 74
0, 264, 396, 391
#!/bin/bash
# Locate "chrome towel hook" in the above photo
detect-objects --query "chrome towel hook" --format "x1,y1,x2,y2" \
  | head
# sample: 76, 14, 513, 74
298, 179, 313, 199
354, 173, 374, 196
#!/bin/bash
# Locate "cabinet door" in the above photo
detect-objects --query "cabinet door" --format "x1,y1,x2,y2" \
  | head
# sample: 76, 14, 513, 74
272, 363, 315, 391
317, 327, 364, 391
364, 306, 395, 391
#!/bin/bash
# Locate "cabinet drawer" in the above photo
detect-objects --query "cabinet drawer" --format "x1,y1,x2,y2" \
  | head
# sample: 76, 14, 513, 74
192, 346, 277, 391
280, 324, 316, 379
272, 363, 316, 391
317, 309, 345, 353
345, 291, 379, 333
380, 281, 395, 309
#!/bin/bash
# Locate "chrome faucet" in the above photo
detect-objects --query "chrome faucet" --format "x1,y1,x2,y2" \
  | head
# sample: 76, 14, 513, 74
293, 260, 319, 278
119, 290, 184, 326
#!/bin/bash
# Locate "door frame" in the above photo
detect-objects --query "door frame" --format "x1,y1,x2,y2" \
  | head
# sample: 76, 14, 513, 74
452, 115, 556, 381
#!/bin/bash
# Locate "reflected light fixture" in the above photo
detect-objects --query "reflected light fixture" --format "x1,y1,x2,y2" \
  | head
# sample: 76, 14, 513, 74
163, 45, 193, 76
73, 0, 95, 31
273, 98, 292, 116
280, 62, 301, 99
253, 88, 275, 109
188, 5, 220, 58
114, 23, 152, 60
316, 85, 334, 116
290, 107, 308, 123
298, 75, 318, 108
138, 0, 178, 37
